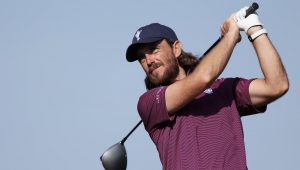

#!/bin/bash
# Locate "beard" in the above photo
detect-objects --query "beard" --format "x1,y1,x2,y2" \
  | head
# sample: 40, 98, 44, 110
145, 56, 179, 89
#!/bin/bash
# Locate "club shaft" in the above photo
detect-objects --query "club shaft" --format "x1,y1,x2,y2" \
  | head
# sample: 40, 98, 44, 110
121, 120, 143, 144
203, 2, 259, 56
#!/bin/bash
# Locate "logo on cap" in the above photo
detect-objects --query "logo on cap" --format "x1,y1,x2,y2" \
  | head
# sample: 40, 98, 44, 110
135, 30, 142, 41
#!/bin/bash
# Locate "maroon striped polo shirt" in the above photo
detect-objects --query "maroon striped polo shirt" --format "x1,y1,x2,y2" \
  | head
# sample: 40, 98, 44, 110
137, 78, 266, 170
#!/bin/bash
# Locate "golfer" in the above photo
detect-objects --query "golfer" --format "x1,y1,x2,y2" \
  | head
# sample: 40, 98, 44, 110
126, 7, 289, 170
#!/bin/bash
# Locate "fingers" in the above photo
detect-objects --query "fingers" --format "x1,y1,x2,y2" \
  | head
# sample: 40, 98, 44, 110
220, 13, 242, 43
235, 6, 248, 21
220, 24, 226, 36
220, 14, 239, 35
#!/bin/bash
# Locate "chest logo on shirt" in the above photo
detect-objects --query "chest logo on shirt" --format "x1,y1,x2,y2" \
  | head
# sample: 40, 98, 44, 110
155, 87, 164, 104
204, 88, 213, 94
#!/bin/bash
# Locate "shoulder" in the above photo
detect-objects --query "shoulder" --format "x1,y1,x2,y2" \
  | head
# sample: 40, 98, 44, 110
212, 77, 240, 88
214, 77, 253, 86
139, 86, 167, 102
212, 77, 255, 95
138, 86, 167, 111
137, 86, 171, 132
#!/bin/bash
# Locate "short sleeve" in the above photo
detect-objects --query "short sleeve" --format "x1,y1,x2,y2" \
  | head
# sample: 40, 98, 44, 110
137, 86, 174, 133
234, 78, 267, 116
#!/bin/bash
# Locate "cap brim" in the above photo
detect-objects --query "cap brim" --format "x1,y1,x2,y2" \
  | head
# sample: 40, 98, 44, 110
126, 44, 140, 62
126, 37, 164, 62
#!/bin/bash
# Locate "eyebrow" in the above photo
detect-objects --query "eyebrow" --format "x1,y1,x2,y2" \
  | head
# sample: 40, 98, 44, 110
140, 44, 158, 53
136, 39, 164, 57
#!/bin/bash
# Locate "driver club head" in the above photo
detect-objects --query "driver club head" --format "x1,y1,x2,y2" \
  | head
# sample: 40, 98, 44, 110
100, 142, 127, 170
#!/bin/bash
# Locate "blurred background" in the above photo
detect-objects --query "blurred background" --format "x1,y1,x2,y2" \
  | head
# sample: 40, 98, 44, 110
0, 0, 299, 169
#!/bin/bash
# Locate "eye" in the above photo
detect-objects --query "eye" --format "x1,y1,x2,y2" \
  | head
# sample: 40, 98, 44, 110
152, 48, 159, 54
138, 55, 146, 63
137, 51, 145, 61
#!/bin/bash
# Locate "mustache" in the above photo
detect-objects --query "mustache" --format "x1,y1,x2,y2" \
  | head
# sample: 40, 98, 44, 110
149, 62, 161, 73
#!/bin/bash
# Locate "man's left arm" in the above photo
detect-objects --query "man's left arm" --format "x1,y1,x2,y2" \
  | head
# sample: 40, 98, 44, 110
247, 26, 289, 107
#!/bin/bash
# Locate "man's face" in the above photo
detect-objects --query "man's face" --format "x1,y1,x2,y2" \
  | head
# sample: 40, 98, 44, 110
138, 39, 179, 87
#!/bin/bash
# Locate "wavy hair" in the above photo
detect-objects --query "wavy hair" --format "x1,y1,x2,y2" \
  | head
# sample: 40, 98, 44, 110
144, 39, 202, 90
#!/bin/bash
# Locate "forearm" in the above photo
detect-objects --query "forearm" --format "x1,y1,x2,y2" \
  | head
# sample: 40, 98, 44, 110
192, 31, 239, 85
249, 27, 289, 94
247, 26, 289, 106
166, 31, 239, 113
165, 14, 240, 114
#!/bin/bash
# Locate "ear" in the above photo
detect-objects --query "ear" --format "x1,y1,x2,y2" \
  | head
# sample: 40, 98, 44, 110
172, 40, 182, 58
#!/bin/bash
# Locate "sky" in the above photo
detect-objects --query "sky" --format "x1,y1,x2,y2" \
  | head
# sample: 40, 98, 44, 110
0, 0, 299, 170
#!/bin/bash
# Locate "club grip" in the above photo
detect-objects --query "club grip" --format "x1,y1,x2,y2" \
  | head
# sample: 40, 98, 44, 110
202, 2, 260, 56
245, 2, 259, 17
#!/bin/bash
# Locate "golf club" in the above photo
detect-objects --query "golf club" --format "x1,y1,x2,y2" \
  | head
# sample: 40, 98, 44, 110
100, 120, 142, 170
100, 3, 259, 170
203, 2, 259, 56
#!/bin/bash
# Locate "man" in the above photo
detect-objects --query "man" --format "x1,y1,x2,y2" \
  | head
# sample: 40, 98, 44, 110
126, 7, 289, 170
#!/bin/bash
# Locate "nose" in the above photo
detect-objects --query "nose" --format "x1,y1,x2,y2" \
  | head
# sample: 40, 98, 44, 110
145, 53, 155, 66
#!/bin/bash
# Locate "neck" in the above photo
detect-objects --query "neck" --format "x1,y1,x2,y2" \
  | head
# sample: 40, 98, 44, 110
174, 66, 187, 82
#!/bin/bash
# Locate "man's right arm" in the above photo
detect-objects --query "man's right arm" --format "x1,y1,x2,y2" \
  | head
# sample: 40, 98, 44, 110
165, 14, 240, 114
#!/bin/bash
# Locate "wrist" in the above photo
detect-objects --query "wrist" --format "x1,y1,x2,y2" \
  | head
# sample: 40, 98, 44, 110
248, 28, 268, 42
247, 25, 263, 35
226, 28, 241, 43
222, 33, 241, 45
